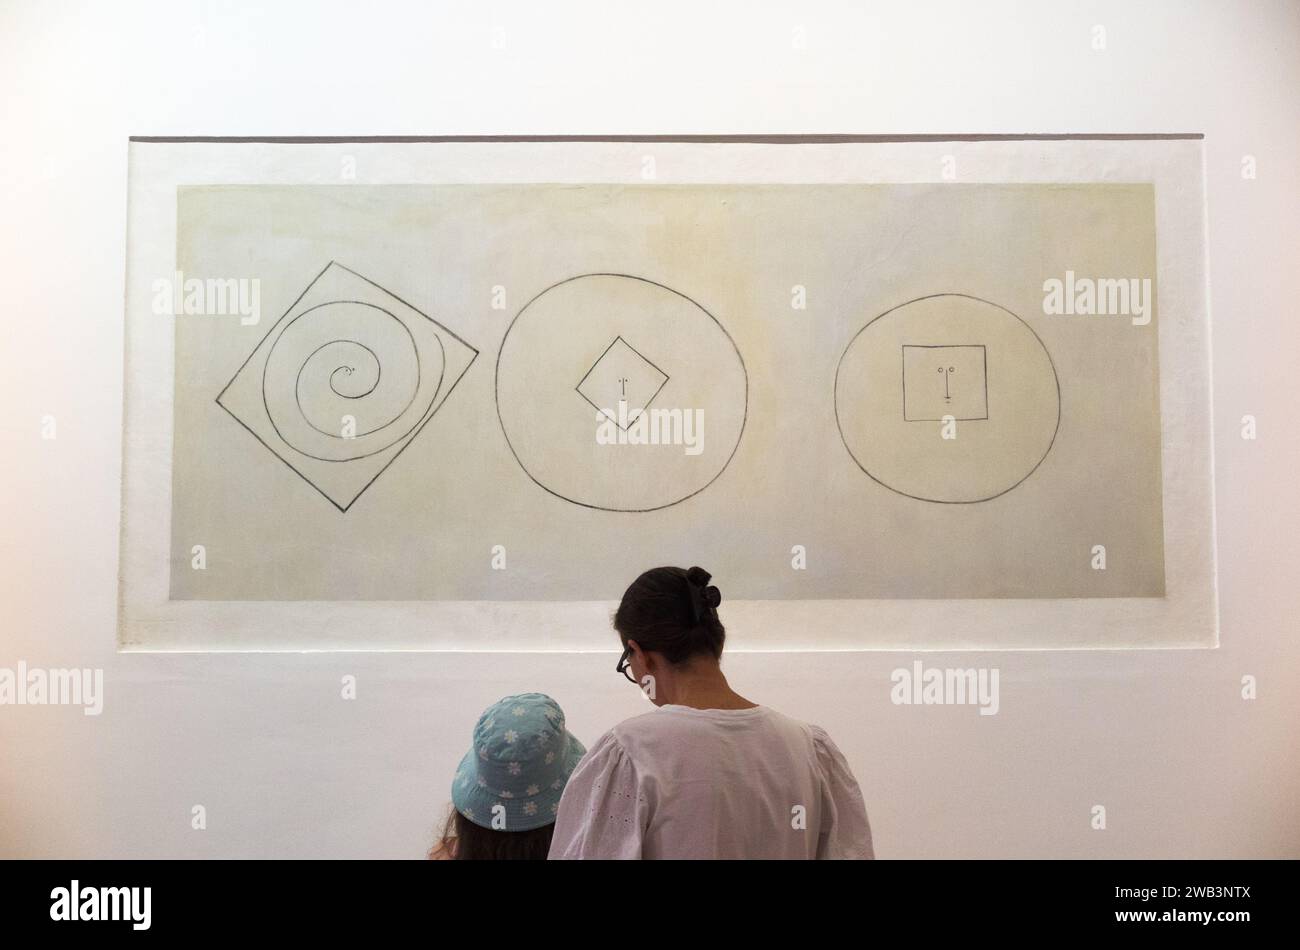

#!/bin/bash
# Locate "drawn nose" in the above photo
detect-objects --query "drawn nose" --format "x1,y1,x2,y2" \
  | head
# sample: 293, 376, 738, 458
939, 365, 956, 400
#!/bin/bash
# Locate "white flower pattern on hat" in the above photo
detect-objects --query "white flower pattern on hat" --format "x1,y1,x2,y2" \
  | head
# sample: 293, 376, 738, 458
453, 693, 584, 830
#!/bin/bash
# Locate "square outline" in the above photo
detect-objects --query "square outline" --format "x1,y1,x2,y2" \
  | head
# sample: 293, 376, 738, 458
215, 261, 479, 512
901, 343, 989, 422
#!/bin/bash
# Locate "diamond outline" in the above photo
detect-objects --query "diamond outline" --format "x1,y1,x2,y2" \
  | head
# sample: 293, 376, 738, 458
215, 261, 478, 512
573, 335, 669, 430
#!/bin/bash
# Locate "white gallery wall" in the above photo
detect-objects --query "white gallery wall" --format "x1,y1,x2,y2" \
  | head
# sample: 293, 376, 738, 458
0, 0, 1296, 858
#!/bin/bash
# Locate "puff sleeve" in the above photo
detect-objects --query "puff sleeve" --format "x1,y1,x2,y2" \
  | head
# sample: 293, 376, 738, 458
548, 730, 648, 860
811, 726, 875, 859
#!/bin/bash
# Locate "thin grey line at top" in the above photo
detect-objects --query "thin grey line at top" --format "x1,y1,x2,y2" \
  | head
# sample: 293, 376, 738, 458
128, 132, 1204, 144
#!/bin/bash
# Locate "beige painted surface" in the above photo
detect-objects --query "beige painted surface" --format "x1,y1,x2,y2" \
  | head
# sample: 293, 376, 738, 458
170, 183, 1162, 601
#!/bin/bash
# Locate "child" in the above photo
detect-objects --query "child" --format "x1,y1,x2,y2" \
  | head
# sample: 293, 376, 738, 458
430, 692, 585, 859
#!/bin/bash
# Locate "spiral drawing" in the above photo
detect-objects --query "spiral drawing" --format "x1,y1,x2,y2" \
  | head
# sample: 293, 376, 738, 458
262, 300, 446, 463
217, 262, 478, 512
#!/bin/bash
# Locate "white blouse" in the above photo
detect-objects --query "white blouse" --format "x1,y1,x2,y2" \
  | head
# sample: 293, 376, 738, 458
548, 704, 873, 860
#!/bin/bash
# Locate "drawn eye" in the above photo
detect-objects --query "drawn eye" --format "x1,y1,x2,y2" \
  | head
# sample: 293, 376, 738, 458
948, 366, 955, 372
937, 367, 943, 373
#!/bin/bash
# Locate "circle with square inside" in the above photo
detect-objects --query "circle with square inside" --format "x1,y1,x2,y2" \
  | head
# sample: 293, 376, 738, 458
835, 293, 1060, 503
496, 274, 748, 512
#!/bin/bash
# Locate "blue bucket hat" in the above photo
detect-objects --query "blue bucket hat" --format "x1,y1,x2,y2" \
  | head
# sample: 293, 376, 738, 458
451, 693, 586, 832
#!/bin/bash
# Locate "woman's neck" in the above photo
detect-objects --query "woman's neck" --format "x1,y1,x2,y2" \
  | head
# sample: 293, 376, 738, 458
657, 661, 758, 710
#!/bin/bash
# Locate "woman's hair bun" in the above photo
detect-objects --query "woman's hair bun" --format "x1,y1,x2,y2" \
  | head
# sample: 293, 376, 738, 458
686, 566, 722, 612
614, 565, 727, 664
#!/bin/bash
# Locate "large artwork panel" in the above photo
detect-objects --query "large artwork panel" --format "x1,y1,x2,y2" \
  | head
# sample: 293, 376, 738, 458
120, 138, 1215, 649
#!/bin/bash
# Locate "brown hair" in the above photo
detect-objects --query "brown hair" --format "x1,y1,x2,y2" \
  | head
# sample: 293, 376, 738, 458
430, 805, 555, 861
613, 565, 725, 665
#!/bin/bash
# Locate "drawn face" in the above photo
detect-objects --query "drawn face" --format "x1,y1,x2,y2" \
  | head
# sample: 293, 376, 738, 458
902, 344, 988, 421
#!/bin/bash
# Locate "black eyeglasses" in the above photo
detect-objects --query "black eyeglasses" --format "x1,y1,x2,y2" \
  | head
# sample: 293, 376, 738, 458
616, 646, 636, 684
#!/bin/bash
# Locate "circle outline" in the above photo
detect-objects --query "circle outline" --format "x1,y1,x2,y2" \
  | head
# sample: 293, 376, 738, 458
833, 292, 1061, 504
494, 273, 749, 513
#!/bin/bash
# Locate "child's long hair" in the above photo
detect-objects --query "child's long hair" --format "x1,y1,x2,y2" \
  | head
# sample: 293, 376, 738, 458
430, 804, 555, 860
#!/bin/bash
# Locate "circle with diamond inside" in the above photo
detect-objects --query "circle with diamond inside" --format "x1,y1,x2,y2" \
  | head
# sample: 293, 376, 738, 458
835, 293, 1060, 504
496, 274, 748, 512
